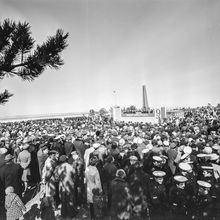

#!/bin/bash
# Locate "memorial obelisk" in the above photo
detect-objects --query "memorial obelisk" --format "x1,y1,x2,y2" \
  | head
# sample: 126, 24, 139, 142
142, 85, 149, 112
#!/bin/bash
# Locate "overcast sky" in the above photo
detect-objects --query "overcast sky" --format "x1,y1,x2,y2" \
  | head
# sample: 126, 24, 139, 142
0, 0, 220, 116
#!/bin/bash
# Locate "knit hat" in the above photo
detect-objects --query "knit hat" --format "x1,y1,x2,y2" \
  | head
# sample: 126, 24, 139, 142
5, 186, 14, 195
59, 155, 67, 162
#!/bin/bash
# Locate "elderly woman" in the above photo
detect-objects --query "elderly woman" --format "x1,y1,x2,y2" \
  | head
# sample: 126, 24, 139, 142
85, 155, 102, 220
5, 186, 26, 220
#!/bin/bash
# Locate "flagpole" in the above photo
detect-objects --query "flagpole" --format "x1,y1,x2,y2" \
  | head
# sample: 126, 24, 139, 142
113, 90, 117, 107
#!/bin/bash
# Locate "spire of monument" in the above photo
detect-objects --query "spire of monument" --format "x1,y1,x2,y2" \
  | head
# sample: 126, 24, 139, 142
142, 85, 149, 112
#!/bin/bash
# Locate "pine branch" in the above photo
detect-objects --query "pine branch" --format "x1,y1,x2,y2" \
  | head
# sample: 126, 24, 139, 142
0, 89, 13, 105
0, 25, 69, 80
0, 19, 69, 103
0, 19, 16, 52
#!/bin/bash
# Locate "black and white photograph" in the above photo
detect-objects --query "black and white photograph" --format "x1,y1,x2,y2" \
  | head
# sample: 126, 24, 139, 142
0, 0, 220, 219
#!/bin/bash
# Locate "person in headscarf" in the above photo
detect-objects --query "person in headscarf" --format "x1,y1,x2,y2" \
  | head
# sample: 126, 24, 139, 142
109, 169, 132, 220
5, 186, 26, 220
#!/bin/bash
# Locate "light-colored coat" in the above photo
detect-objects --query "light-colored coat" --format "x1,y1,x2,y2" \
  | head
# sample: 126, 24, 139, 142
42, 157, 57, 197
17, 149, 31, 181
85, 165, 102, 203
84, 147, 95, 168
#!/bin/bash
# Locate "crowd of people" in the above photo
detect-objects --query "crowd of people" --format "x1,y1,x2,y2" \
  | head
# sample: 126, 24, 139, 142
0, 106, 220, 220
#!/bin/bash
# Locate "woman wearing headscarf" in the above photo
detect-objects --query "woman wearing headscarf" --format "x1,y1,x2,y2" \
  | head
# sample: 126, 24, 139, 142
110, 169, 133, 220
5, 186, 26, 220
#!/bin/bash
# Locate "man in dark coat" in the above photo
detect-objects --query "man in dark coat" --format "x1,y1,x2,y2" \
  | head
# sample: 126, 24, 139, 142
148, 171, 168, 220
73, 136, 86, 160
64, 135, 75, 158
169, 175, 189, 220
1, 154, 23, 197
127, 160, 150, 219
52, 135, 66, 156
103, 155, 117, 208
29, 144, 41, 185
0, 149, 7, 204
192, 180, 213, 220
109, 169, 132, 220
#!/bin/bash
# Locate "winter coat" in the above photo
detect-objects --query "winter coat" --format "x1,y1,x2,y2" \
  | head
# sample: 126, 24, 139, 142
84, 147, 95, 168
42, 157, 57, 197
103, 162, 117, 190
192, 193, 213, 220
17, 149, 31, 182
110, 177, 132, 220
85, 165, 102, 203
29, 150, 41, 184
73, 139, 86, 159
56, 162, 78, 218
64, 141, 75, 157
169, 186, 188, 218
5, 192, 26, 220
127, 165, 149, 218
2, 162, 23, 197
37, 148, 48, 176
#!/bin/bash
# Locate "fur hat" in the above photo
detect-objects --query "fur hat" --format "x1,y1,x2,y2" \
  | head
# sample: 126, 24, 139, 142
116, 169, 126, 179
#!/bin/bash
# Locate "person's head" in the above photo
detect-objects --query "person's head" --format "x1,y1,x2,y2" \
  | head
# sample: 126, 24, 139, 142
111, 142, 118, 149
201, 166, 213, 178
89, 155, 99, 166
131, 143, 138, 151
42, 147, 49, 155
174, 175, 188, 190
59, 155, 67, 163
106, 155, 114, 163
5, 153, 15, 163
197, 180, 211, 195
153, 171, 166, 185
5, 186, 14, 195
129, 155, 138, 165
5, 139, 10, 148
54, 151, 59, 160
179, 162, 191, 176
152, 156, 163, 167
49, 150, 59, 160
22, 143, 29, 151
71, 152, 80, 166
116, 169, 126, 179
